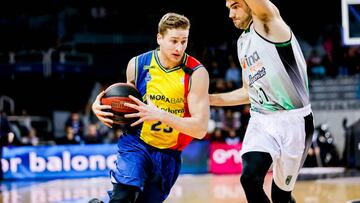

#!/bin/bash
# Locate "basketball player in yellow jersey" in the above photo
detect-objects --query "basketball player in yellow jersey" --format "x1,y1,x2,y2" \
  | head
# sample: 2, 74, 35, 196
92, 13, 209, 203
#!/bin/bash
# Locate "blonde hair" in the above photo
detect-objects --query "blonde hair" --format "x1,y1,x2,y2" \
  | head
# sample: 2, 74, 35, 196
158, 12, 190, 35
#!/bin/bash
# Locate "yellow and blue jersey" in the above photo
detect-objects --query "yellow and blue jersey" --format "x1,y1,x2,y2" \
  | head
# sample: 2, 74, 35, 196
134, 49, 203, 150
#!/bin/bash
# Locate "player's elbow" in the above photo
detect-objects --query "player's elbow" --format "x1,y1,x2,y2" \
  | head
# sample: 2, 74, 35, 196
194, 123, 208, 139
197, 132, 207, 139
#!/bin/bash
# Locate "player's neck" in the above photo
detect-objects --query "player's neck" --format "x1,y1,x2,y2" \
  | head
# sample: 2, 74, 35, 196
244, 20, 253, 33
157, 50, 182, 69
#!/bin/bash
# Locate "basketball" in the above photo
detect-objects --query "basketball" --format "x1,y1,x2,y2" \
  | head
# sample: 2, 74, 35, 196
100, 83, 142, 125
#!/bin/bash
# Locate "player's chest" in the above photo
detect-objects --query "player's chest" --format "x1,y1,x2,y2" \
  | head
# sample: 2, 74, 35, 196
238, 40, 267, 86
145, 69, 185, 100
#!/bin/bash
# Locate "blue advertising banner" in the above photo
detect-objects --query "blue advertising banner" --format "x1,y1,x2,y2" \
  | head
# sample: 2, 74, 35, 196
2, 144, 118, 179
2, 141, 211, 179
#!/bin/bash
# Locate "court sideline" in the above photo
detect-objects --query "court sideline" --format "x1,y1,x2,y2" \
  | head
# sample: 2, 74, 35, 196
1, 168, 360, 203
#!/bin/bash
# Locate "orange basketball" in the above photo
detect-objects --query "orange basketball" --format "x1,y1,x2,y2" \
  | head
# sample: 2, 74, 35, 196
100, 83, 142, 125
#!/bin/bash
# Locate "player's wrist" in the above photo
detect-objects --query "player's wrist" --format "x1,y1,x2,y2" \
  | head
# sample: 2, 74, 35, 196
158, 108, 168, 122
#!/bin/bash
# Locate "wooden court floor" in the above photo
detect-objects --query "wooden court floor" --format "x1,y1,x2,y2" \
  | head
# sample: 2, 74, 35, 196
1, 171, 360, 203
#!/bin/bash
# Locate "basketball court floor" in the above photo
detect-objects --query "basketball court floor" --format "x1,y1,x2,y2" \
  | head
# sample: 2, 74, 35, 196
1, 168, 360, 203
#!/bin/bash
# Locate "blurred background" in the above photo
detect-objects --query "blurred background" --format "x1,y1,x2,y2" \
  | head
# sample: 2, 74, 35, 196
0, 0, 360, 202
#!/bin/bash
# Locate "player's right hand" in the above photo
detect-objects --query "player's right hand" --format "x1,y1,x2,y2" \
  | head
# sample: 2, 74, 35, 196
92, 91, 113, 128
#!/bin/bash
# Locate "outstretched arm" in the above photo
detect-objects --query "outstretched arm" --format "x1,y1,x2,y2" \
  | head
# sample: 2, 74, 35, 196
210, 87, 250, 106
245, 0, 291, 42
210, 70, 250, 106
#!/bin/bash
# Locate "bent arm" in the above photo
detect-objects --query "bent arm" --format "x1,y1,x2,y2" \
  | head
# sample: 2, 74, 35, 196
245, 0, 276, 20
126, 57, 136, 86
162, 67, 210, 139
246, 0, 291, 42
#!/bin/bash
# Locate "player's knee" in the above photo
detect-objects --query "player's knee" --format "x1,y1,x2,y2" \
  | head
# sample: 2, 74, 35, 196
109, 183, 140, 203
240, 173, 264, 189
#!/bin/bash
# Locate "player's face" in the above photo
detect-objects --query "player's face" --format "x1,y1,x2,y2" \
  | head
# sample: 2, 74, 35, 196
226, 0, 252, 30
157, 28, 189, 67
